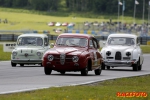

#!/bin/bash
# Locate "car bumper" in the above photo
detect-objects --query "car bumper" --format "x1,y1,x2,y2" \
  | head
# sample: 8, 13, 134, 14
11, 59, 42, 64
43, 61, 86, 71
103, 60, 137, 67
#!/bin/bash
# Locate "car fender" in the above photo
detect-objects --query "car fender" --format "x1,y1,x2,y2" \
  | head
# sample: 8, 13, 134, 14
79, 51, 91, 68
100, 48, 106, 59
132, 49, 140, 62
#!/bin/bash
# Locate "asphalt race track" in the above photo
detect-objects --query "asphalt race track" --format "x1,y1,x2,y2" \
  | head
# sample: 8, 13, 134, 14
0, 54, 150, 94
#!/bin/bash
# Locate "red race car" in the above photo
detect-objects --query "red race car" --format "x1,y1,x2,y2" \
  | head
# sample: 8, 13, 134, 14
42, 33, 103, 76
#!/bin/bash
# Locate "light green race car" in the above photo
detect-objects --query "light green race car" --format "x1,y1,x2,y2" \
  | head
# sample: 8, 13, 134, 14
11, 33, 50, 67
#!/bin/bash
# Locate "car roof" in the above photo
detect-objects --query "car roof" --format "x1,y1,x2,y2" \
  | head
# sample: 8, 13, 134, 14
18, 33, 48, 38
108, 33, 137, 38
58, 33, 94, 38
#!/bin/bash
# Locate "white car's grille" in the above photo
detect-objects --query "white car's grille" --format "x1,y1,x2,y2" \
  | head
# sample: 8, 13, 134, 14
115, 51, 121, 60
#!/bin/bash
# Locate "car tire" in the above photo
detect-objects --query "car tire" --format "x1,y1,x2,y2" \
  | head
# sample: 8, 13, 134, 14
133, 60, 139, 71
11, 61, 16, 67
41, 63, 43, 67
94, 66, 102, 75
101, 62, 105, 70
107, 66, 110, 70
60, 71, 65, 75
44, 67, 52, 75
81, 64, 88, 76
138, 65, 142, 71
20, 64, 24, 67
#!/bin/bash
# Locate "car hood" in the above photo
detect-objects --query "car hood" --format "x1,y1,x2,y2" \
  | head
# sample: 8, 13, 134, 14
101, 45, 136, 58
101, 45, 135, 55
46, 47, 87, 55
13, 46, 44, 52
104, 45, 135, 51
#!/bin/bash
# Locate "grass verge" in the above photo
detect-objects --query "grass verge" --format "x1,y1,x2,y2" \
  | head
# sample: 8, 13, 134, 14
0, 7, 144, 35
0, 75, 149, 100
0, 44, 11, 61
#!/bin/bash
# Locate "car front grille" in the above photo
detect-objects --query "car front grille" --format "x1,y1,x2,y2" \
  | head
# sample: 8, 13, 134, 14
115, 51, 121, 60
53, 54, 72, 62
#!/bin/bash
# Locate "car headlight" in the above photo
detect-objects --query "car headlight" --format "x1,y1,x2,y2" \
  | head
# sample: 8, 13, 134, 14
13, 52, 17, 56
126, 52, 131, 56
37, 52, 42, 56
106, 51, 111, 56
72, 56, 79, 62
47, 55, 54, 61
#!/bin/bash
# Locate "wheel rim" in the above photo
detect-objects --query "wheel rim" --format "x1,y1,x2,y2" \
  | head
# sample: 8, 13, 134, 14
81, 65, 88, 76
85, 67, 88, 74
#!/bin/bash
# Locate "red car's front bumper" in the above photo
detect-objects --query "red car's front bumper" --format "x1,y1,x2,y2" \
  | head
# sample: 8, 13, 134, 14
43, 60, 87, 71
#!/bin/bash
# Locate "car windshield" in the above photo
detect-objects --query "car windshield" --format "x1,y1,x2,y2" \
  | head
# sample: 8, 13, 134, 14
56, 37, 88, 47
107, 37, 135, 46
17, 37, 43, 46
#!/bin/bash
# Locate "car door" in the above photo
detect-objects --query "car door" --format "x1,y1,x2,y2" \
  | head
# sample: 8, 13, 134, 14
93, 38, 102, 67
89, 38, 99, 69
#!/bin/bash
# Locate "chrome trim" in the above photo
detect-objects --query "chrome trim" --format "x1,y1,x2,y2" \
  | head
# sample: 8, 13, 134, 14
104, 60, 137, 67
11, 59, 42, 64
60, 54, 66, 65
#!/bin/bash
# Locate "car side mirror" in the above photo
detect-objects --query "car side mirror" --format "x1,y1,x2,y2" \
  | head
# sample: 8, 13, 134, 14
50, 43, 54, 48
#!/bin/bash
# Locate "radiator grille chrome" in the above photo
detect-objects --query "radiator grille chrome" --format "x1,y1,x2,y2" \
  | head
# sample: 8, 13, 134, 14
115, 51, 121, 60
60, 54, 66, 65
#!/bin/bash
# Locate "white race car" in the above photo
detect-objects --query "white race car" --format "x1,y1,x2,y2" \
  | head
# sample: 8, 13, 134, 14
100, 34, 144, 71
11, 33, 50, 67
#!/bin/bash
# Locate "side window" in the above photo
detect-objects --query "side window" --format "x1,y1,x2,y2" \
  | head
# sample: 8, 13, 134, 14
37, 37, 43, 46
93, 39, 98, 49
89, 39, 94, 48
44, 38, 48, 46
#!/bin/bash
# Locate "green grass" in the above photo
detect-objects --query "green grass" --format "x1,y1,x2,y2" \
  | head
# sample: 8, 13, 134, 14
141, 45, 150, 53
0, 7, 149, 100
0, 75, 149, 100
0, 7, 145, 35
0, 44, 11, 61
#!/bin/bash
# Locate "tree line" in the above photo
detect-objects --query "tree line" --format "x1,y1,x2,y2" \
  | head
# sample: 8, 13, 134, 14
0, 0, 149, 17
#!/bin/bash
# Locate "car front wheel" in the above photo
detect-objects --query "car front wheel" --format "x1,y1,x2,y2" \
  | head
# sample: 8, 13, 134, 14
106, 66, 110, 69
11, 61, 16, 67
101, 62, 105, 70
60, 71, 65, 75
138, 65, 142, 71
94, 66, 102, 75
81, 64, 88, 76
44, 67, 52, 75
133, 60, 140, 71
20, 64, 24, 67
